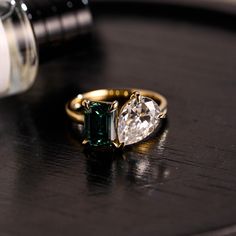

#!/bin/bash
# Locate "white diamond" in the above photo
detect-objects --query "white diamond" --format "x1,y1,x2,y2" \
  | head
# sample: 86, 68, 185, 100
118, 96, 161, 146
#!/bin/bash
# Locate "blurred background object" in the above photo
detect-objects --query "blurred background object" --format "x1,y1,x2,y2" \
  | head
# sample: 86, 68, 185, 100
0, 0, 92, 97
1, 0, 236, 98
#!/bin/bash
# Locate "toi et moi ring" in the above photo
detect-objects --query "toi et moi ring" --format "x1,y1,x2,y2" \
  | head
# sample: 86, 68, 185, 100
65, 89, 168, 149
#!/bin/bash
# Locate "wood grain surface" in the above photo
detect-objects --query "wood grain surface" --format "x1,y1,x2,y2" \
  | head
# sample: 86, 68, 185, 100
0, 1, 236, 236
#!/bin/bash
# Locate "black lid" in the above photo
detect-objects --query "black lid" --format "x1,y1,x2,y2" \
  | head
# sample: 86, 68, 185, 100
24, 0, 92, 52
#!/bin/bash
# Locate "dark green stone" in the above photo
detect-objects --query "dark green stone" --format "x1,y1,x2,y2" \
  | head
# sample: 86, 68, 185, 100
84, 101, 117, 147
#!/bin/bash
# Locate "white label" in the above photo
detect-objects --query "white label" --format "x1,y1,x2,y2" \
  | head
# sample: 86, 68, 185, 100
0, 20, 10, 94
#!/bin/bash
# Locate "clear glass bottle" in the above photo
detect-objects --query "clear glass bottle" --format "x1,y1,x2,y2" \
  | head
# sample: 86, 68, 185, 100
0, 0, 38, 97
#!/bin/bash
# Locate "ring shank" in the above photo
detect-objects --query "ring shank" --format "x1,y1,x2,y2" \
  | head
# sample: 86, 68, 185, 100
66, 89, 168, 123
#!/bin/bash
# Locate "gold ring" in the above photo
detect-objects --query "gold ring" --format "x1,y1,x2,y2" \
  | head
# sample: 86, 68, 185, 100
66, 89, 167, 148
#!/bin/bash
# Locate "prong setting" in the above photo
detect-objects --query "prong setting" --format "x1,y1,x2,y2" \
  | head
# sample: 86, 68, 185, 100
81, 99, 91, 110
82, 139, 89, 145
109, 100, 119, 112
130, 91, 142, 102
158, 112, 166, 119
112, 141, 124, 149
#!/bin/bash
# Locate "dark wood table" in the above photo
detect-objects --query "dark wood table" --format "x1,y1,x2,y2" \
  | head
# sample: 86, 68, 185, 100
0, 1, 236, 235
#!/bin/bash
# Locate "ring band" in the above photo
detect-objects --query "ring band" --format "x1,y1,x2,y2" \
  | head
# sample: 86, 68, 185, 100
66, 89, 167, 148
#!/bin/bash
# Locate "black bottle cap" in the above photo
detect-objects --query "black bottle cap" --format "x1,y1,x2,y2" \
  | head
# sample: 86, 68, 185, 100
24, 0, 93, 54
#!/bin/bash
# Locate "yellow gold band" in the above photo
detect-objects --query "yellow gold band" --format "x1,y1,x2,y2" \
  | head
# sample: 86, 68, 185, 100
66, 89, 168, 124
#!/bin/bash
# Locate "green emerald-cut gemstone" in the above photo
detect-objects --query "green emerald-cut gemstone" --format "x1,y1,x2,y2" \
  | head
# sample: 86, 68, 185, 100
84, 101, 117, 147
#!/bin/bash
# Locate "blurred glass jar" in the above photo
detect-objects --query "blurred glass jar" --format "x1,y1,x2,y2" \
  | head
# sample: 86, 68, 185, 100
0, 0, 38, 97
0, 0, 92, 97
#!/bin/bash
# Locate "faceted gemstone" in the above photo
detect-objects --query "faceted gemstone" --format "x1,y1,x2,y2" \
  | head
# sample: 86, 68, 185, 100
84, 101, 117, 147
118, 96, 160, 146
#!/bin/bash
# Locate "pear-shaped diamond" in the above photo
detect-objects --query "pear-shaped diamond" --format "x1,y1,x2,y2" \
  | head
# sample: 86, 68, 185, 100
118, 96, 161, 146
